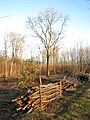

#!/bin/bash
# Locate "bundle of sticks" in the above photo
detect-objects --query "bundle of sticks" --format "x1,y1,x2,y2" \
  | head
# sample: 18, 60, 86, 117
12, 86, 40, 113
12, 82, 60, 113
12, 78, 77, 113
61, 80, 76, 90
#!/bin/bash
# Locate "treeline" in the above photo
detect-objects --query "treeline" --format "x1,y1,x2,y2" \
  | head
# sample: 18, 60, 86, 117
0, 40, 90, 78
37, 42, 90, 76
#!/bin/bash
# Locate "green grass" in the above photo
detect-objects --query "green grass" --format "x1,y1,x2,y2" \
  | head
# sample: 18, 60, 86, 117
56, 89, 90, 120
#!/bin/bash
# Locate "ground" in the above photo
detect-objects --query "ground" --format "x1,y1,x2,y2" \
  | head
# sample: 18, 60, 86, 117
0, 76, 90, 120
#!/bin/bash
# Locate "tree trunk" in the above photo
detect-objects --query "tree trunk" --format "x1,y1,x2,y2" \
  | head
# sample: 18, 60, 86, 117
46, 50, 49, 76
4, 59, 8, 77
53, 50, 56, 75
53, 63, 56, 75
9, 59, 13, 76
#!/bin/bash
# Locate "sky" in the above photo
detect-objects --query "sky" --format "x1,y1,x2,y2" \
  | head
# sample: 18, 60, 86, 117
0, 0, 90, 58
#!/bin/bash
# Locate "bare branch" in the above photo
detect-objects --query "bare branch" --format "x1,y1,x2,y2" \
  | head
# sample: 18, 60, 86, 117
0, 15, 11, 18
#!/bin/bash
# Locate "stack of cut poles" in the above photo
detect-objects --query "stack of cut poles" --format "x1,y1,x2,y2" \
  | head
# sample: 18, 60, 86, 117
12, 82, 61, 113
12, 78, 77, 113
61, 79, 77, 91
12, 86, 40, 113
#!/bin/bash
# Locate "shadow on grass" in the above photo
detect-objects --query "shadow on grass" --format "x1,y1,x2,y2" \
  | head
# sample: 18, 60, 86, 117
53, 81, 90, 119
0, 78, 25, 120
0, 88, 24, 120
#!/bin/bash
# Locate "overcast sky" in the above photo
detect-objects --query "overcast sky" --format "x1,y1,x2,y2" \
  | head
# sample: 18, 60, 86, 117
0, 0, 90, 58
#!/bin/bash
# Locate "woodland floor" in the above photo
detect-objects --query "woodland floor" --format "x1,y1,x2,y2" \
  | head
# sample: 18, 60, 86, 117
0, 76, 90, 120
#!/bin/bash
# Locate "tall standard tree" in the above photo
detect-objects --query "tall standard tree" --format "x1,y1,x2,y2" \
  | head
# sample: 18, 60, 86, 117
27, 8, 68, 76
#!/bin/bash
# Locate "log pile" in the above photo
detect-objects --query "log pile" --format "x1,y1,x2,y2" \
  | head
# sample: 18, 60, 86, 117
62, 80, 76, 91
12, 78, 77, 113
12, 82, 61, 113
61, 77, 77, 91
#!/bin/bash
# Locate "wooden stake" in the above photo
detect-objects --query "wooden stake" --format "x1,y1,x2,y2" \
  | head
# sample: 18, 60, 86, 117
59, 81, 62, 98
39, 77, 42, 110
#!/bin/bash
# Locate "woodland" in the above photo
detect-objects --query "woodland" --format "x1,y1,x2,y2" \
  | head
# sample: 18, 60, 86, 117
0, 8, 90, 120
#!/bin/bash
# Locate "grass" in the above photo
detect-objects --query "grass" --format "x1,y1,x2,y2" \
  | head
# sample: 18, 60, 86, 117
56, 89, 90, 120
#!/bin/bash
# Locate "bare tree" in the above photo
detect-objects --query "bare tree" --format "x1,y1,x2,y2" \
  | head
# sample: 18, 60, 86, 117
8, 32, 25, 75
27, 8, 68, 76
4, 34, 11, 77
